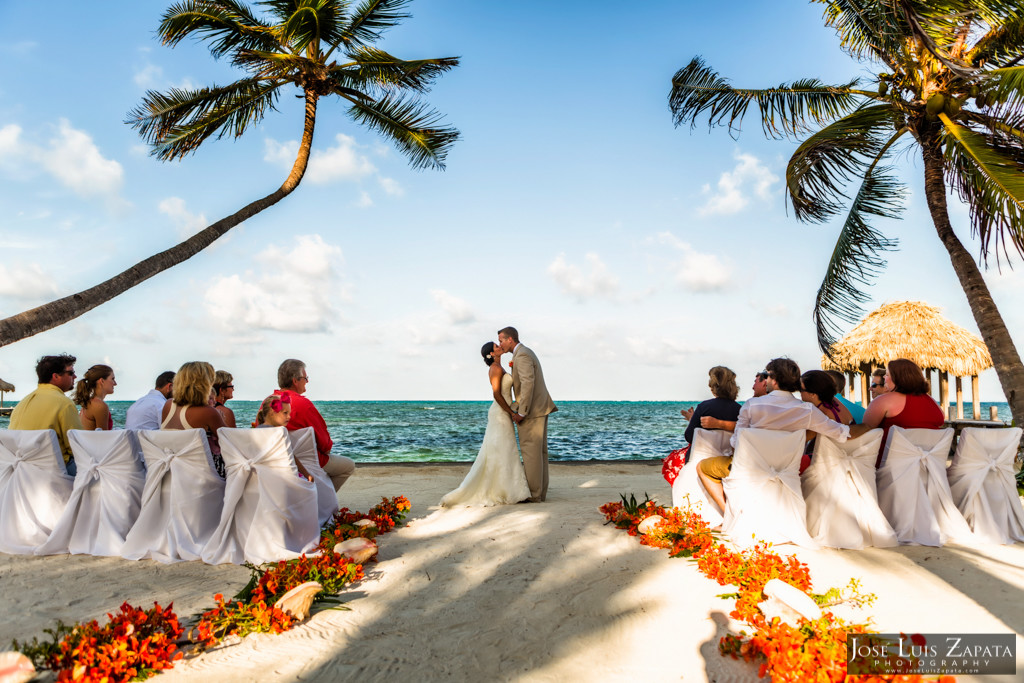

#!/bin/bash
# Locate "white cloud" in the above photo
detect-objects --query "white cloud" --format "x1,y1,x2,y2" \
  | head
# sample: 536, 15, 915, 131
651, 232, 734, 292
379, 177, 404, 196
431, 289, 475, 324
0, 121, 123, 199
0, 263, 59, 299
134, 63, 163, 88
264, 133, 376, 184
548, 253, 619, 301
698, 151, 778, 216
625, 336, 705, 364
158, 197, 208, 238
355, 191, 373, 208
204, 234, 348, 333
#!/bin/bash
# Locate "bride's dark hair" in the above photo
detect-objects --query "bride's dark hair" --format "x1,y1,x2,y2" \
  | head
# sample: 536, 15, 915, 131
481, 342, 496, 366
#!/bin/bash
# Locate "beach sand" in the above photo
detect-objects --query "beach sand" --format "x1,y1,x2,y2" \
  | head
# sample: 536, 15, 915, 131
2, 462, 1023, 682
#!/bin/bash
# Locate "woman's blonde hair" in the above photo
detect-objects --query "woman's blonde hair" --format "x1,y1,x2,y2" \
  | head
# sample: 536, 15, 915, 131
172, 361, 216, 408
708, 365, 738, 401
73, 364, 112, 407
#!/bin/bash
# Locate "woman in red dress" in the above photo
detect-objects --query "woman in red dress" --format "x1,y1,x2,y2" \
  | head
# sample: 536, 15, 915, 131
861, 358, 944, 467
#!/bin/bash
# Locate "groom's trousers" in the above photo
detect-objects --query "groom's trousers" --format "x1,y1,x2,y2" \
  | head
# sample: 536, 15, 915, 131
518, 415, 549, 502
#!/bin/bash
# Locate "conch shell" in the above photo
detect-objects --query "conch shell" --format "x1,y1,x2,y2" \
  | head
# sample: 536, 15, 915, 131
353, 519, 377, 528
0, 651, 35, 683
333, 537, 378, 564
758, 578, 822, 626
637, 515, 664, 534
273, 581, 323, 621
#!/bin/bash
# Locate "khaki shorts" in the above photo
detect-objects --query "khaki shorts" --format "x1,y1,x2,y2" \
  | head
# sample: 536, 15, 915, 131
698, 455, 733, 482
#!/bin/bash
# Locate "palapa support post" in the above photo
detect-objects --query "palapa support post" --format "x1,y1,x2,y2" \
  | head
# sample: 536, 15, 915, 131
847, 371, 856, 399
955, 376, 964, 419
925, 367, 932, 392
990, 405, 999, 421
971, 375, 980, 419
939, 371, 949, 415
859, 362, 871, 407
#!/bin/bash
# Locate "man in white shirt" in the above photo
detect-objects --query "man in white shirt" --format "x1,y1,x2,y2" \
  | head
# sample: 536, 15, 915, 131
125, 371, 175, 430
697, 358, 870, 513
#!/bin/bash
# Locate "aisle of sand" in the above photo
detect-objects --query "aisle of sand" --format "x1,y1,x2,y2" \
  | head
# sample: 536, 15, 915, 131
2, 462, 1023, 682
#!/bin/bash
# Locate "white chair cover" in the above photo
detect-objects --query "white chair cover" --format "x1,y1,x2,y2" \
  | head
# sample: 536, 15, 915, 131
201, 427, 319, 565
722, 428, 818, 548
290, 427, 339, 525
672, 428, 730, 525
0, 430, 73, 554
121, 429, 225, 562
36, 430, 146, 557
802, 430, 898, 549
876, 426, 973, 546
947, 427, 1024, 544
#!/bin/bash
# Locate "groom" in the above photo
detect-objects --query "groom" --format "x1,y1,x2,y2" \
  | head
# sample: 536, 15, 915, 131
498, 326, 557, 502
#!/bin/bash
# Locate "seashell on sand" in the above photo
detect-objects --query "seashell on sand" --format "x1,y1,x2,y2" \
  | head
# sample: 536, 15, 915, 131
354, 519, 377, 528
273, 581, 323, 621
758, 578, 822, 627
333, 537, 378, 564
0, 651, 35, 683
637, 515, 664, 534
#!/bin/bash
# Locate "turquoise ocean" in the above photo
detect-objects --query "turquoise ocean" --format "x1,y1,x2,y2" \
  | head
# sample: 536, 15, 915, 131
1, 400, 1013, 463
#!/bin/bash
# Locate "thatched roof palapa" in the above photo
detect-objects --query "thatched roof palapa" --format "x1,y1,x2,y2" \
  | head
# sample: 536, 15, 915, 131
0, 378, 14, 392
820, 301, 992, 377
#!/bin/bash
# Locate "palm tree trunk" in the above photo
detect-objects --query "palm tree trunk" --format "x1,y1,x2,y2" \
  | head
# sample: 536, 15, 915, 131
0, 90, 320, 348
920, 130, 1024, 427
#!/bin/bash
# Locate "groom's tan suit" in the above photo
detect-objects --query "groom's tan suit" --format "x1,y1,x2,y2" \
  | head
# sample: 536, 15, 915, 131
510, 343, 556, 502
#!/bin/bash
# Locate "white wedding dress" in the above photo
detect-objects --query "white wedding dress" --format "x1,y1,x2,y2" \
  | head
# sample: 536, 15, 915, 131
441, 373, 530, 507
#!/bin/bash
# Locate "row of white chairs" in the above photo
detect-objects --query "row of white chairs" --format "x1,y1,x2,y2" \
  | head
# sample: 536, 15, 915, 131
0, 426, 341, 564
672, 426, 1024, 549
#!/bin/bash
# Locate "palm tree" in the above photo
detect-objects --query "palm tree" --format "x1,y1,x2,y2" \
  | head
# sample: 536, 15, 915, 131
669, 0, 1024, 426
0, 0, 458, 347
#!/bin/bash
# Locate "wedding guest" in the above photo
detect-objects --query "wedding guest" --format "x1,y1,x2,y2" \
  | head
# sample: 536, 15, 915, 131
824, 369, 866, 423
9, 354, 83, 473
681, 366, 741, 452
212, 370, 237, 428
697, 358, 871, 513
799, 370, 855, 467
74, 364, 117, 430
161, 361, 226, 477
699, 370, 769, 432
276, 359, 354, 492
869, 367, 889, 401
861, 358, 944, 467
125, 371, 175, 431
254, 393, 313, 482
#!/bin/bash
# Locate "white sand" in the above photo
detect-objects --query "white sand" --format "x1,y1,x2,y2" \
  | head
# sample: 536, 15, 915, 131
3, 462, 1023, 682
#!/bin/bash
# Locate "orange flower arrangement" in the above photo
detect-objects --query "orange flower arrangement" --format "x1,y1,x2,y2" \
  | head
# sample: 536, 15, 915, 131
599, 495, 953, 683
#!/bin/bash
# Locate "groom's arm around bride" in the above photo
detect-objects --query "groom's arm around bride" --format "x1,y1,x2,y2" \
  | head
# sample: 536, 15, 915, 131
498, 326, 556, 502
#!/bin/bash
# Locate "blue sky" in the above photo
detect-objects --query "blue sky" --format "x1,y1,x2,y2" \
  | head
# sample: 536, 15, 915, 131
0, 1, 1020, 402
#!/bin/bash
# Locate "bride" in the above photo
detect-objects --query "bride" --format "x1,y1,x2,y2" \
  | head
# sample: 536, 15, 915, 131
441, 342, 530, 506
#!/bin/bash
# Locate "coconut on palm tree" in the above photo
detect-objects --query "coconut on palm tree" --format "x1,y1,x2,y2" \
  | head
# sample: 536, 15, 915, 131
0, 0, 458, 347
669, 0, 1024, 426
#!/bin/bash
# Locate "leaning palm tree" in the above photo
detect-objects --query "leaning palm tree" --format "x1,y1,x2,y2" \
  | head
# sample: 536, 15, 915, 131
0, 0, 458, 347
669, 0, 1024, 426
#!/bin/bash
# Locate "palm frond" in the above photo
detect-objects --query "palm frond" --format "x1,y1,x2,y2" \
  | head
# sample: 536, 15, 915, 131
968, 13, 1024, 66
787, 104, 905, 223
813, 166, 903, 353
669, 57, 865, 140
127, 78, 283, 161
347, 94, 458, 169
335, 48, 459, 93
982, 65, 1024, 115
940, 112, 1024, 259
275, 1, 347, 55
343, 0, 413, 47
160, 0, 279, 58
233, 48, 317, 80
814, 0, 910, 64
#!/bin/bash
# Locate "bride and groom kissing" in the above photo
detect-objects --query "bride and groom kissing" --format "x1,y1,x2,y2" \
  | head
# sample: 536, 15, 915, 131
441, 327, 557, 507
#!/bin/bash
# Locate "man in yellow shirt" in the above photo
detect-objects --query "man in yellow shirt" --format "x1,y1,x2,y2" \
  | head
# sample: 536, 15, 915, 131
10, 354, 83, 474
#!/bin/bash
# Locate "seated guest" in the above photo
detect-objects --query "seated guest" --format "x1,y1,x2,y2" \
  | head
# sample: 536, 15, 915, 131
861, 358, 944, 467
125, 371, 175, 430
697, 357, 871, 513
212, 370, 237, 428
254, 393, 313, 482
869, 367, 889, 401
800, 370, 854, 427
74, 364, 117, 430
9, 354, 83, 474
275, 358, 354, 492
161, 361, 226, 478
681, 366, 741, 457
699, 370, 768, 432
824, 369, 866, 423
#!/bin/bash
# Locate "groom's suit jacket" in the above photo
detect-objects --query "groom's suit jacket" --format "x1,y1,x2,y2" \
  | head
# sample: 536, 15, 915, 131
511, 344, 557, 418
